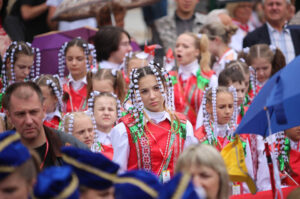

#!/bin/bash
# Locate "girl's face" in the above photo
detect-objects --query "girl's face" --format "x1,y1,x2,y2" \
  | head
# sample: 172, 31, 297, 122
190, 164, 220, 199
92, 79, 114, 93
285, 126, 300, 142
207, 92, 234, 125
14, 54, 34, 82
93, 96, 117, 132
244, 72, 250, 91
0, 171, 33, 199
251, 57, 272, 84
175, 34, 199, 66
138, 75, 165, 112
231, 81, 246, 106
66, 46, 87, 80
109, 33, 132, 65
73, 115, 95, 148
40, 85, 58, 114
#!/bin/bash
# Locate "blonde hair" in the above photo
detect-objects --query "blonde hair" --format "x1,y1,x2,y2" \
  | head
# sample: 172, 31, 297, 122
63, 111, 94, 135
176, 144, 230, 199
87, 69, 126, 102
181, 32, 212, 73
200, 22, 238, 45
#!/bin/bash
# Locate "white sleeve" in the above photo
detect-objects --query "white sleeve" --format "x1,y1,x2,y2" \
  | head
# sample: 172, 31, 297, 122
111, 122, 130, 173
256, 135, 272, 191
184, 120, 199, 149
196, 103, 204, 129
209, 74, 218, 88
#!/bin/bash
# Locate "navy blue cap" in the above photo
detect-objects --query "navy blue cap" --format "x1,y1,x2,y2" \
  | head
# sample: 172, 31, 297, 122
158, 173, 201, 199
115, 170, 162, 199
33, 166, 79, 199
61, 146, 119, 190
0, 130, 30, 181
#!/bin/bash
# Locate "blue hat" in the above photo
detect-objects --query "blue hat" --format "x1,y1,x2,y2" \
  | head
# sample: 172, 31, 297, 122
32, 166, 79, 199
158, 173, 201, 199
0, 130, 30, 181
61, 146, 119, 190
115, 170, 162, 199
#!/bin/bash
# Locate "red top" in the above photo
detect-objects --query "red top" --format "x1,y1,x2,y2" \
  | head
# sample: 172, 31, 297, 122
169, 70, 214, 128
63, 83, 87, 113
43, 116, 61, 130
120, 113, 186, 177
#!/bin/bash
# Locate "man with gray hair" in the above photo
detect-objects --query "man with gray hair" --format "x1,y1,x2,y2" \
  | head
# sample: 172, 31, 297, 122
243, 0, 300, 63
3, 82, 88, 168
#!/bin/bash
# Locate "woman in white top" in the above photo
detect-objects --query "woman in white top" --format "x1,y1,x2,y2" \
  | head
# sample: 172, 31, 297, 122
111, 64, 198, 183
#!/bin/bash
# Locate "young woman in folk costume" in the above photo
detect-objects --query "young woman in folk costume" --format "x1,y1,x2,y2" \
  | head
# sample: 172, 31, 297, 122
58, 38, 96, 113
240, 44, 286, 94
111, 64, 198, 183
0, 41, 41, 101
33, 74, 63, 129
195, 86, 254, 194
172, 32, 217, 128
87, 91, 122, 160
200, 22, 238, 77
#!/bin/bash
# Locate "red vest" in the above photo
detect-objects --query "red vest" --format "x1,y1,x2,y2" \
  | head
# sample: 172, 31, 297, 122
63, 83, 87, 113
101, 144, 114, 161
169, 70, 214, 128
120, 113, 186, 177
284, 149, 300, 186
43, 116, 61, 130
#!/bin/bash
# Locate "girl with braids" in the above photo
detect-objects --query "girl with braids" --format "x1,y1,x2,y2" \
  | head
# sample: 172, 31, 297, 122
195, 86, 254, 194
62, 111, 97, 151
240, 44, 286, 94
111, 64, 198, 182
1, 41, 41, 92
172, 32, 217, 128
86, 68, 126, 104
34, 74, 63, 129
87, 91, 122, 160
200, 22, 238, 77
58, 38, 96, 113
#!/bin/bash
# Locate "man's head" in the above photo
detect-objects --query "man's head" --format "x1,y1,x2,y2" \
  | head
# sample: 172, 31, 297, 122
263, 0, 290, 25
176, 0, 199, 17
3, 82, 45, 144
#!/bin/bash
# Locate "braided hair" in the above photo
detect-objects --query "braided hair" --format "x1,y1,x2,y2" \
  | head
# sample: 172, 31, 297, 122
33, 74, 63, 112
1, 41, 41, 91
202, 86, 238, 144
57, 38, 95, 78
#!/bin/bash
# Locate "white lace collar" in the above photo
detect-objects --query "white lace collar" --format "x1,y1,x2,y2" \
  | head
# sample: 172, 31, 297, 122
143, 108, 171, 124
178, 59, 199, 81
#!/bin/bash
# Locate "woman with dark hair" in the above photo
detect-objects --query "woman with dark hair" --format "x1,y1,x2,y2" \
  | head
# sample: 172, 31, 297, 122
111, 64, 198, 182
94, 26, 132, 70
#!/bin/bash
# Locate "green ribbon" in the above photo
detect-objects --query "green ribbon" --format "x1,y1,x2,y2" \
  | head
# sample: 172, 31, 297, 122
170, 76, 178, 85
196, 69, 210, 90
278, 138, 291, 171
0, 92, 3, 110
240, 103, 245, 118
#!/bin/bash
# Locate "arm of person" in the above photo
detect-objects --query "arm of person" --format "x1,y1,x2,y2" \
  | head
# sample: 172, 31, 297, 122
111, 122, 130, 173
183, 120, 199, 149
21, 3, 48, 21
47, 6, 58, 30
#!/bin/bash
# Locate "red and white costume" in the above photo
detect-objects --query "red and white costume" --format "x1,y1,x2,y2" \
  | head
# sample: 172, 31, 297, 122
43, 108, 62, 129
170, 60, 217, 128
111, 109, 198, 178
63, 76, 88, 113
93, 129, 114, 160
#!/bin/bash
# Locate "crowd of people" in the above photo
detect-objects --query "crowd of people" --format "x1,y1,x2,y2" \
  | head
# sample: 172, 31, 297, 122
0, 0, 300, 198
